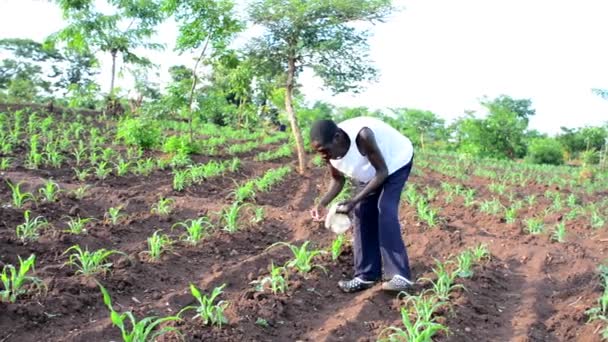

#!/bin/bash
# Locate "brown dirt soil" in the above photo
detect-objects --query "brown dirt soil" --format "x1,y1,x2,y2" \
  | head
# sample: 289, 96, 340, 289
1, 136, 607, 342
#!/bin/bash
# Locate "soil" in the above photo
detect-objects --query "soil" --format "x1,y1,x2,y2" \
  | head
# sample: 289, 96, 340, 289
1, 108, 607, 342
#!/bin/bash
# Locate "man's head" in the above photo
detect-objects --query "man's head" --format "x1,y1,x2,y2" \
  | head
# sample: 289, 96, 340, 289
310, 119, 349, 160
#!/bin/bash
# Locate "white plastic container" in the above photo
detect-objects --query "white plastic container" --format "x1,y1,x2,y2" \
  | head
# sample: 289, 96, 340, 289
325, 203, 352, 234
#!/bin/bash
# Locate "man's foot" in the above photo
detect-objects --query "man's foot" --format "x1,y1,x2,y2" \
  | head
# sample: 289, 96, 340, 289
338, 277, 376, 293
381, 275, 414, 292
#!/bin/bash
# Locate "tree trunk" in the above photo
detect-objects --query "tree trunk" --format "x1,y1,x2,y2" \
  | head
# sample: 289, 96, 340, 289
110, 49, 117, 96
285, 57, 306, 174
188, 36, 211, 143
420, 132, 425, 150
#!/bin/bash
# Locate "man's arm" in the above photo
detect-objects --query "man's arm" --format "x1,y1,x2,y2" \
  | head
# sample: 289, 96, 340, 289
317, 164, 345, 208
348, 127, 388, 205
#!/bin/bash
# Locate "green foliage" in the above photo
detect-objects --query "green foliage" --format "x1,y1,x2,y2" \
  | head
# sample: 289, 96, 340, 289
116, 117, 162, 149
63, 245, 124, 276
98, 283, 183, 342
526, 138, 564, 165
180, 284, 229, 328
1, 254, 45, 303
267, 241, 327, 274
163, 135, 201, 155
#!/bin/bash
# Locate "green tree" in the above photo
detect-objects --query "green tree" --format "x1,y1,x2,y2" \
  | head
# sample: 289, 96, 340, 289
526, 137, 564, 165
247, 0, 394, 174
454, 95, 534, 159
48, 0, 165, 96
162, 0, 243, 141
388, 108, 446, 149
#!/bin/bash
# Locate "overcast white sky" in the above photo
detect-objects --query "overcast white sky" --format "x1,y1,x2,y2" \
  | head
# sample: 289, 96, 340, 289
1, 0, 607, 135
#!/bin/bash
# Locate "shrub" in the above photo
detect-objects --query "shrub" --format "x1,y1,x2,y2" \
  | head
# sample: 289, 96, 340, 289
526, 138, 564, 165
116, 117, 162, 150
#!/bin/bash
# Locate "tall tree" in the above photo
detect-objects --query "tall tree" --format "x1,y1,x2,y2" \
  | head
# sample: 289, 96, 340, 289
47, 0, 165, 96
162, 0, 243, 141
388, 108, 446, 149
247, 0, 394, 174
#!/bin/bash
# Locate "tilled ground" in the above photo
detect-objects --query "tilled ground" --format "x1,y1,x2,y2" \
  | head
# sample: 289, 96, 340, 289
1, 128, 607, 341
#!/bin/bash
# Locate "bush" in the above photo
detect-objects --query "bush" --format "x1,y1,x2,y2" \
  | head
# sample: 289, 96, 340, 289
526, 138, 564, 165
116, 117, 162, 150
163, 135, 201, 155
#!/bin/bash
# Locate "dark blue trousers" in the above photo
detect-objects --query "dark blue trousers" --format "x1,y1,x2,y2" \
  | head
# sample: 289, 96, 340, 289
352, 157, 413, 281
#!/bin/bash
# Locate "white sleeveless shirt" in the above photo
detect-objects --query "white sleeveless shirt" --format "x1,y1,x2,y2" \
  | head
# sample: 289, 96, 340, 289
329, 116, 413, 183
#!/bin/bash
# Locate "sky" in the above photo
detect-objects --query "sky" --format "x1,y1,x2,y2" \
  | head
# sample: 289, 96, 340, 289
1, 0, 607, 135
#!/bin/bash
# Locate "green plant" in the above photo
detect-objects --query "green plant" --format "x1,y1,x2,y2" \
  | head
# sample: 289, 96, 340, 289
524, 218, 544, 235
72, 184, 90, 200
504, 206, 518, 224
64, 216, 94, 234
0, 254, 45, 303
38, 179, 61, 202
6, 180, 35, 209
98, 283, 182, 342
552, 222, 566, 243
114, 159, 131, 177
151, 197, 174, 217
171, 217, 213, 245
219, 202, 246, 233
180, 284, 228, 328
331, 234, 345, 261
250, 206, 265, 224
116, 117, 162, 150
145, 230, 172, 261
73, 167, 90, 182
94, 161, 112, 180
455, 250, 474, 278
267, 241, 327, 274
378, 305, 448, 342
173, 170, 189, 191
591, 211, 606, 229
463, 189, 476, 207
471, 244, 490, 262
232, 181, 256, 202
421, 259, 463, 301
251, 262, 289, 294
16, 210, 48, 241
63, 245, 125, 276
0, 157, 11, 170
105, 207, 124, 225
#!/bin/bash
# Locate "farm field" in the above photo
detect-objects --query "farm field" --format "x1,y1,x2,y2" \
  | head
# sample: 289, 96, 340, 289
1, 106, 608, 342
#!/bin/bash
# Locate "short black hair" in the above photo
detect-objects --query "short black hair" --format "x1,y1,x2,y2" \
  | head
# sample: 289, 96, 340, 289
310, 119, 338, 145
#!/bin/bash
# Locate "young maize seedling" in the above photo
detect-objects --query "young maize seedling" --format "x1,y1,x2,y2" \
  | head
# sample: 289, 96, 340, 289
552, 222, 566, 243
172, 170, 189, 191
526, 194, 537, 208
564, 207, 580, 221
0, 254, 45, 303
71, 141, 87, 166
73, 167, 90, 182
479, 198, 502, 215
114, 159, 131, 177
421, 259, 463, 301
88, 150, 100, 165
251, 262, 289, 294
105, 207, 124, 225
585, 265, 608, 339
64, 216, 94, 234
179, 284, 229, 328
591, 211, 606, 230
45, 149, 64, 168
6, 180, 35, 209
402, 293, 447, 323
38, 179, 61, 203
550, 194, 563, 212
135, 159, 155, 177
171, 217, 213, 245
16, 210, 48, 242
504, 206, 518, 224
63, 245, 125, 276
94, 161, 112, 180
151, 197, 174, 217
233, 181, 256, 202
471, 244, 491, 262
219, 201, 246, 233
72, 184, 90, 200
567, 194, 578, 207
455, 250, 475, 278
404, 185, 418, 206
331, 234, 345, 261
463, 189, 476, 207
425, 186, 438, 202
228, 157, 241, 173
98, 283, 183, 342
250, 206, 265, 224
145, 230, 172, 261
378, 306, 448, 342
0, 157, 11, 171
524, 218, 544, 235
312, 154, 324, 167
267, 241, 327, 274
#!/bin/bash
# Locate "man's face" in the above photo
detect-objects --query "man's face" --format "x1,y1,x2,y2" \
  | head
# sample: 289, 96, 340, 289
312, 140, 338, 160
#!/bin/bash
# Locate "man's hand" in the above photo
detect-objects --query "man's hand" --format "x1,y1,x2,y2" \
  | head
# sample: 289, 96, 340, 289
310, 204, 326, 222
336, 200, 355, 214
